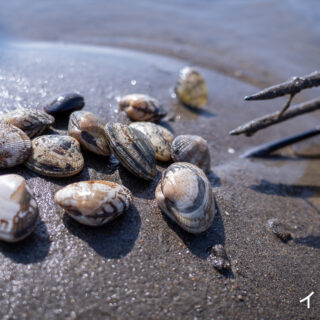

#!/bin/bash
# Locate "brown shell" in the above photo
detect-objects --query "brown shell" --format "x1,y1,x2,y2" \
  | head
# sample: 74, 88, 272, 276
0, 120, 32, 168
25, 135, 84, 177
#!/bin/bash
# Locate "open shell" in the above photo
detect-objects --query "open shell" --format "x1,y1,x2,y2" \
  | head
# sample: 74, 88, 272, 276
55, 180, 132, 226
155, 162, 215, 234
0, 120, 32, 168
129, 122, 174, 162
0, 174, 38, 242
68, 111, 110, 156
25, 135, 84, 177
104, 122, 156, 180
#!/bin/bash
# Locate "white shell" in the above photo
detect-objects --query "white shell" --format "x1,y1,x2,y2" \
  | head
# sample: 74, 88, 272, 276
55, 180, 133, 226
129, 122, 174, 161
155, 162, 215, 234
0, 120, 32, 168
0, 174, 38, 242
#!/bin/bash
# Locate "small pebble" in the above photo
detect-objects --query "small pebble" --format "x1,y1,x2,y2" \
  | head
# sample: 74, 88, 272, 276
208, 244, 231, 270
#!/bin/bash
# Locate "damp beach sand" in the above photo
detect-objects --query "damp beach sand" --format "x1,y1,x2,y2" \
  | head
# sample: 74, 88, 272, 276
0, 1, 319, 319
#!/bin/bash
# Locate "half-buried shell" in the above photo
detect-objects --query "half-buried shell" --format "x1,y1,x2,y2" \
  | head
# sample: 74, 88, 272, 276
119, 94, 166, 122
0, 120, 32, 168
44, 92, 85, 115
55, 180, 132, 226
104, 122, 156, 180
175, 66, 208, 108
129, 122, 174, 162
2, 108, 54, 138
171, 135, 211, 173
68, 111, 110, 156
155, 162, 215, 234
0, 174, 38, 242
25, 135, 84, 177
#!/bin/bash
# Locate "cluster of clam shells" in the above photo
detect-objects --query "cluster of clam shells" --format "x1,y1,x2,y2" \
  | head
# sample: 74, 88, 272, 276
0, 66, 214, 243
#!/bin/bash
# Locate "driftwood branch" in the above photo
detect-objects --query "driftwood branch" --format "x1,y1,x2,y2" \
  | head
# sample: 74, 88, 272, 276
229, 98, 320, 136
244, 71, 320, 101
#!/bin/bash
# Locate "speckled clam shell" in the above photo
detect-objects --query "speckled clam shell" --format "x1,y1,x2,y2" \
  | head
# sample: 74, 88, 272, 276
0, 174, 38, 242
104, 122, 156, 180
25, 135, 84, 177
0, 120, 32, 168
171, 135, 211, 173
55, 180, 132, 226
129, 122, 174, 162
155, 162, 215, 234
68, 111, 110, 156
175, 67, 208, 108
1, 108, 55, 138
119, 94, 166, 122
44, 92, 85, 115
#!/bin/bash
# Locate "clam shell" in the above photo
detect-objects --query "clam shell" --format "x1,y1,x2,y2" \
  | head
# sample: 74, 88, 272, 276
68, 111, 110, 156
0, 174, 38, 242
155, 162, 215, 234
2, 108, 55, 138
55, 180, 132, 226
129, 122, 174, 162
171, 135, 211, 173
104, 122, 156, 180
44, 92, 84, 115
0, 120, 32, 168
175, 67, 208, 108
25, 135, 84, 177
119, 94, 166, 122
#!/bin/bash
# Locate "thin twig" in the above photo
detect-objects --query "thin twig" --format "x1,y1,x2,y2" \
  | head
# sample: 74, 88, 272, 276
244, 71, 320, 101
278, 93, 295, 118
240, 126, 320, 158
229, 98, 320, 136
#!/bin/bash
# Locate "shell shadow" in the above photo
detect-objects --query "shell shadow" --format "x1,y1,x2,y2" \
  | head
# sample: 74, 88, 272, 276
162, 200, 234, 278
0, 217, 51, 264
62, 204, 141, 259
294, 235, 320, 249
118, 166, 161, 200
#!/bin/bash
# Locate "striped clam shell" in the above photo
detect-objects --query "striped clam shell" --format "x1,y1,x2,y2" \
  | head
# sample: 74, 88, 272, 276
119, 94, 166, 122
2, 108, 54, 138
175, 67, 208, 108
44, 92, 85, 115
104, 122, 156, 180
68, 111, 110, 156
171, 135, 211, 173
25, 135, 84, 177
0, 120, 32, 168
129, 122, 174, 162
155, 162, 215, 234
55, 180, 132, 226
0, 174, 38, 242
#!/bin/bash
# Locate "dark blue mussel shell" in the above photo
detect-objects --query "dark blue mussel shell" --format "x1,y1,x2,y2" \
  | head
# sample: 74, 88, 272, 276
44, 92, 85, 115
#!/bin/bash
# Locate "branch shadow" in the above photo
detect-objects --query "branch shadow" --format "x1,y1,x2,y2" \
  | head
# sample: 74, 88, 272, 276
0, 217, 51, 264
162, 200, 234, 278
62, 204, 141, 259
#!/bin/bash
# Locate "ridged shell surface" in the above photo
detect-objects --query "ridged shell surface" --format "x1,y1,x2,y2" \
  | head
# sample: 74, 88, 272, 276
2, 108, 55, 138
25, 135, 84, 177
129, 122, 174, 162
0, 174, 38, 242
104, 122, 156, 180
0, 120, 32, 168
171, 135, 211, 173
176, 67, 208, 108
44, 92, 84, 115
155, 162, 215, 234
55, 180, 132, 226
119, 94, 166, 122
68, 111, 110, 156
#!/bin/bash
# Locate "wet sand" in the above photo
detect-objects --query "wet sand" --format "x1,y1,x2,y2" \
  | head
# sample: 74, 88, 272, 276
0, 1, 319, 319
